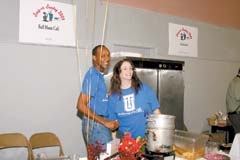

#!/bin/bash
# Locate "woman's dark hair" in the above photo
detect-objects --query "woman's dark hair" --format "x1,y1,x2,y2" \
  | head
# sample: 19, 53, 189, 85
110, 58, 142, 96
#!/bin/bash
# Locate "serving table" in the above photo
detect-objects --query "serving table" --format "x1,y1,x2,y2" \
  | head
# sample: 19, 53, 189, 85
37, 155, 71, 160
210, 124, 235, 144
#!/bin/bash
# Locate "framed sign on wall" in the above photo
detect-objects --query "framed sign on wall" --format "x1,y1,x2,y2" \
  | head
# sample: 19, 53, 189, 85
168, 23, 198, 57
19, 0, 76, 47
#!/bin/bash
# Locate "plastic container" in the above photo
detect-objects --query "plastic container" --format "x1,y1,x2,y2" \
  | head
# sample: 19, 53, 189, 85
173, 129, 209, 159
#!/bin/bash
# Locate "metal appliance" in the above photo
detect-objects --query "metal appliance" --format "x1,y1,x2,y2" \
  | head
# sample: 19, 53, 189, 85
146, 114, 175, 153
144, 114, 176, 160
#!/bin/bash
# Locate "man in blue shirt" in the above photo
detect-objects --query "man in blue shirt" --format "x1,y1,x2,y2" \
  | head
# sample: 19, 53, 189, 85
77, 45, 119, 150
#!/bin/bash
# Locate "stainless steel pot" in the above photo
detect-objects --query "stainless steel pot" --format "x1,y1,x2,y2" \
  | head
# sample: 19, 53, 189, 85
146, 114, 175, 153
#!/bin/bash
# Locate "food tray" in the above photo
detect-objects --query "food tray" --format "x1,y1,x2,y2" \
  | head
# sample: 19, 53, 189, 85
173, 130, 209, 159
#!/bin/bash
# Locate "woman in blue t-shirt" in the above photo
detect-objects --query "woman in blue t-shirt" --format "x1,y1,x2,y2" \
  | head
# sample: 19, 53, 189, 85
108, 58, 161, 139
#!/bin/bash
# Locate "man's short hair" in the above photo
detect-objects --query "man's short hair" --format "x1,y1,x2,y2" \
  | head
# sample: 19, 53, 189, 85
92, 45, 107, 56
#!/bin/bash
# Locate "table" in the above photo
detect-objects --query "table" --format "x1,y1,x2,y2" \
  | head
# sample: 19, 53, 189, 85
210, 124, 235, 144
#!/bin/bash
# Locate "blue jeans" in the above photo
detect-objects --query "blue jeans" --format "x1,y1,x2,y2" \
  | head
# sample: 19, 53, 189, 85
82, 117, 112, 150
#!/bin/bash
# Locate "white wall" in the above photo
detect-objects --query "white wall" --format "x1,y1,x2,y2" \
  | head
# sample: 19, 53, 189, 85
0, 0, 240, 157
104, 2, 240, 132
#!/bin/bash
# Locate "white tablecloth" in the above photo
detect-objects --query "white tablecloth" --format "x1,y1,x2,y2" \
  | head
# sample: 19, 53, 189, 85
229, 133, 240, 160
175, 157, 206, 160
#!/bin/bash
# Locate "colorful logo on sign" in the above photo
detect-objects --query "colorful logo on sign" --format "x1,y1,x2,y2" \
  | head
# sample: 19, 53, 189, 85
176, 28, 192, 41
32, 4, 66, 32
33, 4, 65, 22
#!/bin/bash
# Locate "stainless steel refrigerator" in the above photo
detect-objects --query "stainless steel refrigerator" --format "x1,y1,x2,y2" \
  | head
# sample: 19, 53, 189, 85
104, 57, 185, 130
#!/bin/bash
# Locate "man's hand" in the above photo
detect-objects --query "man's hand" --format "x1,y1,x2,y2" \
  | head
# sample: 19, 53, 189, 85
104, 119, 119, 131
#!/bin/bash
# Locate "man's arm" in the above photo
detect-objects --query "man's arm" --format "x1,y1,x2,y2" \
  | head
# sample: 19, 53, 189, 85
77, 93, 119, 130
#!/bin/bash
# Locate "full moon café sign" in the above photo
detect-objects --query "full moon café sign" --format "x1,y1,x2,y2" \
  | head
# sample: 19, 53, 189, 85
19, 0, 76, 47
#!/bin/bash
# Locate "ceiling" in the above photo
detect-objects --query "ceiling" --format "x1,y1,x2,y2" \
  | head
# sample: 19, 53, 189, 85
107, 0, 240, 30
